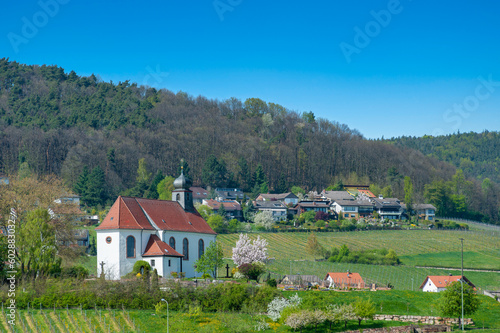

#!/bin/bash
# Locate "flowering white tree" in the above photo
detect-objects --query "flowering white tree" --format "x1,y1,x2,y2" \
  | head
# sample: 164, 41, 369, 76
284, 311, 310, 331
267, 293, 302, 322
253, 211, 275, 230
232, 233, 268, 266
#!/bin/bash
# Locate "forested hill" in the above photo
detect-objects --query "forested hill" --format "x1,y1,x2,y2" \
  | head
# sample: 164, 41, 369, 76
0, 59, 498, 223
386, 132, 500, 184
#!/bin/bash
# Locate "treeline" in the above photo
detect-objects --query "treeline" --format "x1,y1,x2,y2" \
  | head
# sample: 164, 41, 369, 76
0, 59, 498, 223
386, 131, 500, 184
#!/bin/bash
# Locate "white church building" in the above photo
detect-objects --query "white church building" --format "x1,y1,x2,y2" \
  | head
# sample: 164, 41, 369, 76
96, 171, 217, 280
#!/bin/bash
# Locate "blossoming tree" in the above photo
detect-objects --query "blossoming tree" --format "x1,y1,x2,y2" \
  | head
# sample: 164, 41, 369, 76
232, 233, 269, 266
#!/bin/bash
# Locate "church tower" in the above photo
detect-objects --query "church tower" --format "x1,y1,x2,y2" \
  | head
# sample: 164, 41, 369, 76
172, 167, 194, 211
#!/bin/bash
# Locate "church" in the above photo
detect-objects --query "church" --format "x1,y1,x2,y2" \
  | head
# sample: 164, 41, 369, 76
96, 170, 217, 279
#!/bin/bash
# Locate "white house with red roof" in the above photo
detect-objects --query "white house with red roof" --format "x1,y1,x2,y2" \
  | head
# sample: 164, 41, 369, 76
96, 171, 217, 280
420, 275, 475, 292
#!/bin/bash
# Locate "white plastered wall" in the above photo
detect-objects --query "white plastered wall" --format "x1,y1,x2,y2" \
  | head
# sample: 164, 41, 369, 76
161, 231, 217, 278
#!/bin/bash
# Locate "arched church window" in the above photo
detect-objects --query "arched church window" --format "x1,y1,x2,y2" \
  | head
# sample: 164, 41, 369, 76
126, 236, 135, 258
169, 237, 176, 250
198, 239, 204, 259
176, 193, 180, 201
183, 238, 189, 261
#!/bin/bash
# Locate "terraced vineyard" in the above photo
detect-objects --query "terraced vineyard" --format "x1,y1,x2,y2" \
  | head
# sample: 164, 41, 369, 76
218, 229, 500, 290
219, 229, 500, 264
0, 308, 140, 333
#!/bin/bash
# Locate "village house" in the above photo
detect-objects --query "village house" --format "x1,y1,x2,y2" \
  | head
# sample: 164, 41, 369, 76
281, 274, 322, 287
325, 271, 366, 289
189, 186, 209, 205
215, 188, 245, 201
253, 201, 287, 221
372, 196, 404, 220
54, 194, 81, 205
414, 204, 437, 221
203, 199, 244, 221
332, 198, 359, 219
255, 192, 299, 205
293, 201, 331, 215
420, 275, 475, 292
321, 190, 353, 201
96, 171, 217, 280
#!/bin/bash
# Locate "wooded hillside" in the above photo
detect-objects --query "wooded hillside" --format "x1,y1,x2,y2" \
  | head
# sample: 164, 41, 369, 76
0, 59, 498, 223
386, 132, 500, 184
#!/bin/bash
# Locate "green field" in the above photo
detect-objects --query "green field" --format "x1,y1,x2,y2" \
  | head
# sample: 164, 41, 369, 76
219, 229, 500, 290
218, 229, 500, 266
401, 250, 500, 270
3, 291, 499, 332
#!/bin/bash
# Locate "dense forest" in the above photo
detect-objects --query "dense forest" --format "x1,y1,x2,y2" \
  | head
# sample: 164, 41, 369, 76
0, 59, 498, 223
386, 132, 500, 184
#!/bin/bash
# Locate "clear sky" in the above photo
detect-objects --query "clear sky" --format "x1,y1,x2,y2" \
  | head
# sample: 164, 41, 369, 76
1, 0, 500, 139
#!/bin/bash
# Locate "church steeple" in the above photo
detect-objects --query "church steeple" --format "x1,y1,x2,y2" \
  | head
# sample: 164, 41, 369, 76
172, 165, 194, 211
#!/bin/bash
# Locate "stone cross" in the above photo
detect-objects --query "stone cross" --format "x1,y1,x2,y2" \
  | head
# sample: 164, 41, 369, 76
99, 261, 105, 279
225, 264, 230, 278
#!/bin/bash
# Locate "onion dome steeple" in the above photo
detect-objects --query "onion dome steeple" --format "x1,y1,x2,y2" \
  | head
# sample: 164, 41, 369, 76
173, 167, 192, 190
172, 164, 194, 211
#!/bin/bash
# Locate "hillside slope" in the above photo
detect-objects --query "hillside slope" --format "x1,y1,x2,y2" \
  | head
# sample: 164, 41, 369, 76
0, 59, 498, 222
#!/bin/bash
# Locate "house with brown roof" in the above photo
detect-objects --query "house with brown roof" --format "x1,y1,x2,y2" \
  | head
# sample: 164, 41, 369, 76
203, 199, 243, 221
256, 192, 299, 205
190, 186, 209, 205
253, 201, 287, 221
420, 275, 475, 292
294, 201, 331, 215
325, 271, 366, 289
414, 204, 437, 221
96, 171, 216, 280
281, 274, 322, 286
372, 197, 404, 220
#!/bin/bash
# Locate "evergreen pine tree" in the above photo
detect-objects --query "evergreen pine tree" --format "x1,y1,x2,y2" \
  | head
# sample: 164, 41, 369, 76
74, 166, 89, 199
276, 172, 288, 193
86, 166, 106, 207
146, 170, 164, 199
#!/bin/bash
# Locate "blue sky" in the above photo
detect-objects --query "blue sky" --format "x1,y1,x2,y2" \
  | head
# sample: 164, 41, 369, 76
1, 0, 500, 139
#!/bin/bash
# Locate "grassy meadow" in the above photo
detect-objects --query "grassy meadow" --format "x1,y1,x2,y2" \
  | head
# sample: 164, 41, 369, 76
4, 291, 499, 332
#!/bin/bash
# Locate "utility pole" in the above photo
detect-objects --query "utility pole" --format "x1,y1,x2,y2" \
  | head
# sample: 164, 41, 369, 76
460, 237, 464, 331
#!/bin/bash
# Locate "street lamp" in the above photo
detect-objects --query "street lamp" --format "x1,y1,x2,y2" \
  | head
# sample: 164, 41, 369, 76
161, 298, 169, 333
459, 238, 464, 331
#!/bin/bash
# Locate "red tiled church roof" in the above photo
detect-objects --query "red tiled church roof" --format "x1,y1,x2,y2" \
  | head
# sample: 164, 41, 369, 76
96, 196, 216, 235
142, 234, 183, 257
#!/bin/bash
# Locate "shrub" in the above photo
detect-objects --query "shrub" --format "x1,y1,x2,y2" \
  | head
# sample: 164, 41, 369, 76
132, 260, 151, 275
61, 265, 89, 279
267, 278, 277, 288
238, 262, 265, 281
